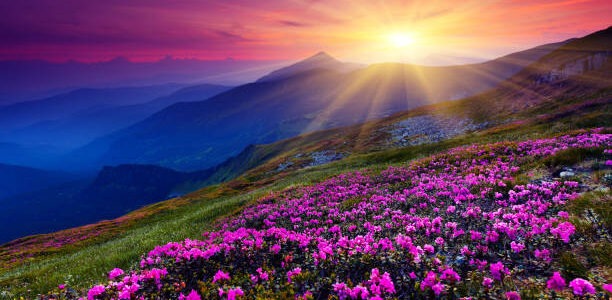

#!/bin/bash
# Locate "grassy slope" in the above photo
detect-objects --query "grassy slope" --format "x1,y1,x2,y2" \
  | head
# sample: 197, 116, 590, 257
0, 88, 609, 297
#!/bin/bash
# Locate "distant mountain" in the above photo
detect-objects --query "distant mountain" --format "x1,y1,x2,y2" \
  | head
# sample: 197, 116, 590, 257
0, 163, 76, 200
1, 83, 230, 151
0, 163, 213, 243
0, 84, 185, 135
0, 57, 284, 104
79, 41, 566, 171
445, 26, 612, 119
257, 51, 363, 82
78, 164, 213, 215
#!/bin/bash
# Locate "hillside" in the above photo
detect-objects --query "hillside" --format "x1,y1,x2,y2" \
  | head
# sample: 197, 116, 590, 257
44, 131, 612, 299
78, 41, 565, 171
0, 32, 609, 298
0, 164, 214, 244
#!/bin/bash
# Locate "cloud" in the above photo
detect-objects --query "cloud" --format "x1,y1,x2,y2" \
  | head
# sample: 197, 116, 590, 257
278, 20, 309, 27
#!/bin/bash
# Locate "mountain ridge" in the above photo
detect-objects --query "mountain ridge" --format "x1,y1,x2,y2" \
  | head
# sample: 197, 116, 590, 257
78, 40, 570, 171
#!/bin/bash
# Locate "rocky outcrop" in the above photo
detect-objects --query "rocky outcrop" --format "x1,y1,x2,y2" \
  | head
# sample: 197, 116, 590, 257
389, 115, 488, 147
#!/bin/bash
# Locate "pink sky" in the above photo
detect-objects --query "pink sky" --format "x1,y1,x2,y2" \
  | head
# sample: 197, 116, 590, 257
1, 0, 610, 64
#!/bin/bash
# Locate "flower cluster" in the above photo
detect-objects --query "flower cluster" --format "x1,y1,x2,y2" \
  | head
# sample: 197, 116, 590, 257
69, 131, 611, 299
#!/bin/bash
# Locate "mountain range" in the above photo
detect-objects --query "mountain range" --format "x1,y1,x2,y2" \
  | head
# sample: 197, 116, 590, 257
76, 41, 567, 171
0, 57, 284, 104
0, 83, 230, 169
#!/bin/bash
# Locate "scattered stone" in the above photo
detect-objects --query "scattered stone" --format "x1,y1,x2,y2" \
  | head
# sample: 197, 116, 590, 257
560, 171, 575, 178
388, 114, 489, 147
308, 151, 346, 167
276, 161, 294, 172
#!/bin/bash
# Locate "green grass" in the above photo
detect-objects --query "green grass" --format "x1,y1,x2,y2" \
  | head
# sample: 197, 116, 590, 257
0, 191, 250, 297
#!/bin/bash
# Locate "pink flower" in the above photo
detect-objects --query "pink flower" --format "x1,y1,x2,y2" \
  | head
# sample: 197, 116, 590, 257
421, 271, 438, 291
510, 241, 525, 253
486, 230, 499, 243
369, 268, 396, 294
482, 277, 494, 288
505, 291, 521, 300
550, 222, 576, 243
58, 284, 65, 290
87, 285, 106, 300
287, 267, 302, 283
490, 262, 507, 280
569, 278, 596, 296
109, 268, 125, 280
603, 283, 612, 293
270, 243, 281, 254
256, 268, 269, 281
440, 267, 460, 283
546, 272, 565, 291
435, 237, 445, 246
534, 248, 552, 262
432, 282, 445, 295
227, 287, 244, 300
179, 290, 201, 300
213, 270, 231, 283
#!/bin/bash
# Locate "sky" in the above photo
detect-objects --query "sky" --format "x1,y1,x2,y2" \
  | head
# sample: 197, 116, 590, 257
1, 0, 610, 65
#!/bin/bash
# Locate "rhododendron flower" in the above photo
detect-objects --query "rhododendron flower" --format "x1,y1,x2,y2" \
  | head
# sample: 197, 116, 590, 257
270, 243, 281, 254
482, 277, 493, 288
432, 282, 445, 295
421, 271, 438, 291
369, 268, 396, 294
227, 287, 244, 300
534, 248, 552, 262
349, 285, 369, 299
505, 291, 521, 300
87, 285, 106, 300
179, 290, 201, 300
603, 283, 612, 293
490, 262, 507, 280
213, 270, 231, 283
58, 284, 65, 290
568, 278, 596, 296
256, 268, 269, 281
546, 272, 565, 291
108, 268, 124, 280
440, 267, 461, 283
486, 230, 499, 243
510, 241, 524, 253
550, 222, 575, 243
287, 267, 302, 283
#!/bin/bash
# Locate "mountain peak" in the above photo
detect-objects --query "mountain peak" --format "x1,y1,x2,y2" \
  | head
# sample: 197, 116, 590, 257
257, 51, 358, 82
309, 51, 334, 59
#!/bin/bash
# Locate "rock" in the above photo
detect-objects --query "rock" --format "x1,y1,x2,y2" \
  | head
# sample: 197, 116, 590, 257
560, 171, 575, 178
276, 161, 293, 172
388, 115, 490, 147
309, 151, 346, 166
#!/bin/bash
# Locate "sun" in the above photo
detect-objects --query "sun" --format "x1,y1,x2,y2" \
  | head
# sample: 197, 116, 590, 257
387, 32, 415, 48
